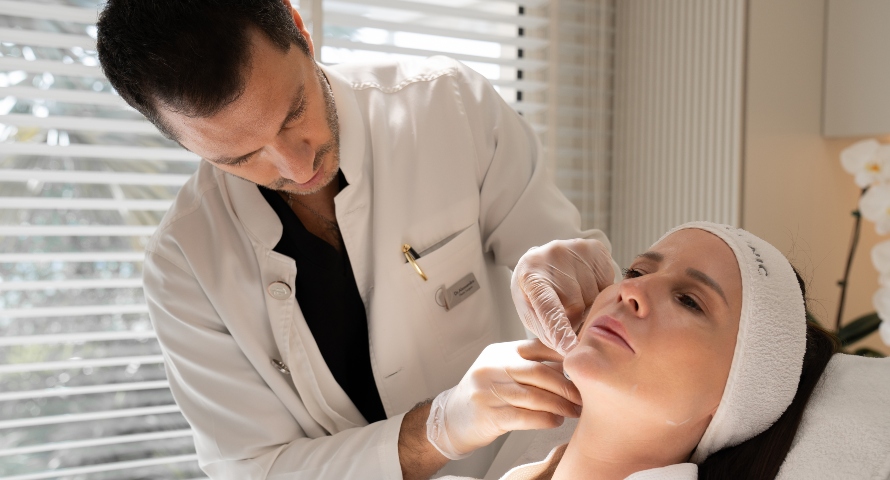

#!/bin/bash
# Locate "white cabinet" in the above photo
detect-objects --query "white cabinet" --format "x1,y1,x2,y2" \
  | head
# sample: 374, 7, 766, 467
823, 0, 890, 137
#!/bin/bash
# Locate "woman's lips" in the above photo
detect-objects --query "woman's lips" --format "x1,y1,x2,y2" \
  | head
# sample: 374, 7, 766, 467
587, 315, 635, 353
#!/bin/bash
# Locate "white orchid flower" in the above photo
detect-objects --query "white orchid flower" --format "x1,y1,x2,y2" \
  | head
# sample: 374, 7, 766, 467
871, 241, 890, 287
859, 184, 890, 234
841, 139, 890, 188
872, 287, 890, 322
879, 272, 890, 289
881, 320, 890, 347
872, 240, 890, 273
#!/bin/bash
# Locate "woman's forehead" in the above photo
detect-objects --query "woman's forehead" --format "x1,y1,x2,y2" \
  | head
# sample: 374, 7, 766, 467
652, 228, 729, 256
651, 228, 744, 304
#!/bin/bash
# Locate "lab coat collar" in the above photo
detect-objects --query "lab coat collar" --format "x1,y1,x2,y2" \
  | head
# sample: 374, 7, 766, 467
224, 61, 367, 251
320, 62, 367, 188
224, 172, 281, 251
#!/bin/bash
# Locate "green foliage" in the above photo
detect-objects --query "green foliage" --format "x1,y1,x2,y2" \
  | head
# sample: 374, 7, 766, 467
805, 311, 821, 327
852, 347, 886, 358
837, 313, 882, 347
835, 312, 885, 357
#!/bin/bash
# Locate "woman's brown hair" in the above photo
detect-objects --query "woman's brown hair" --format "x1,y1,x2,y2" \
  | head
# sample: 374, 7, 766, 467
698, 269, 840, 480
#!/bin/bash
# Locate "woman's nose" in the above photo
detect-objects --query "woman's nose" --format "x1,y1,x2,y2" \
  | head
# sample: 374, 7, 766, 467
272, 139, 317, 184
617, 278, 650, 318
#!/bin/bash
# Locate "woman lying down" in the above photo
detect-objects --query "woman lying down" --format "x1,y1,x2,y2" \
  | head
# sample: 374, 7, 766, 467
443, 221, 838, 480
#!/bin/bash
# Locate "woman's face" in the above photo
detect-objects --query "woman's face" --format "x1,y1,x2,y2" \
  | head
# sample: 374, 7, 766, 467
564, 229, 743, 428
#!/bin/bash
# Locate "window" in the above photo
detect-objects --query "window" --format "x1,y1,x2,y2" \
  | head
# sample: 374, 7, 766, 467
0, 0, 612, 478
1, 1, 201, 478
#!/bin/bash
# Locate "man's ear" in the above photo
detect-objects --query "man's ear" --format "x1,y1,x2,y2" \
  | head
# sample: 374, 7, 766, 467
282, 0, 315, 58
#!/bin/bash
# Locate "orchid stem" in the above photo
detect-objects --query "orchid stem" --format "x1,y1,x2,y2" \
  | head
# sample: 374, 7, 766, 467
836, 187, 868, 332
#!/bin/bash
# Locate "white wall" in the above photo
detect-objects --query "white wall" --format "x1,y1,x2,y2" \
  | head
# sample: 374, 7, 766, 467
744, 0, 889, 354
609, 0, 889, 353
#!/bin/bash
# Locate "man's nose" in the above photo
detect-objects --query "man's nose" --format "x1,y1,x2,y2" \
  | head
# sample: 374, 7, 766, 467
272, 139, 316, 184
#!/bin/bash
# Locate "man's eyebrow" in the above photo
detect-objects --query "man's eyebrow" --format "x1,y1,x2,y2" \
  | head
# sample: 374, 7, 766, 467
636, 251, 664, 262
278, 83, 306, 133
210, 148, 261, 166
208, 84, 306, 166
686, 268, 728, 305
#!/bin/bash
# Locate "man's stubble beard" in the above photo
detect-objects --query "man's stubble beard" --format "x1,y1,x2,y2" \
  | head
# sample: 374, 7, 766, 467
266, 64, 341, 195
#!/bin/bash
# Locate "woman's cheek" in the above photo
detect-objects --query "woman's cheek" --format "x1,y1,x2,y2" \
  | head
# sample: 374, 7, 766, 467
660, 328, 730, 409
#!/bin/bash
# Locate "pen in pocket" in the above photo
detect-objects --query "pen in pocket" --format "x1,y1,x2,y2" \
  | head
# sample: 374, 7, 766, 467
402, 244, 428, 281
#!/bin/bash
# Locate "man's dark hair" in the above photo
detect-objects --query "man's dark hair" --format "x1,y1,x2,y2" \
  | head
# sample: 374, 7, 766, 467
96, 0, 311, 139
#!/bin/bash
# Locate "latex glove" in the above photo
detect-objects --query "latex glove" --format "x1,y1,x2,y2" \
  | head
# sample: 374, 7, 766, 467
511, 238, 616, 356
426, 339, 581, 460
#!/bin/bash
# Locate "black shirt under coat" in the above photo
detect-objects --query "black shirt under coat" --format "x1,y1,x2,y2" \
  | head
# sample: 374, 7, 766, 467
258, 177, 387, 424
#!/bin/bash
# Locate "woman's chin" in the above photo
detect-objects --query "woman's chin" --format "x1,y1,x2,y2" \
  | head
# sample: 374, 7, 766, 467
565, 341, 629, 382
565, 348, 641, 404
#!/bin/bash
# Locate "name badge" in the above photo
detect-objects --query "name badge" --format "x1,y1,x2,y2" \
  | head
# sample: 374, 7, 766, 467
436, 273, 480, 311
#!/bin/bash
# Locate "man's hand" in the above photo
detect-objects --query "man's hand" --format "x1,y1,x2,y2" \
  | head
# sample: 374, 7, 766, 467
511, 238, 615, 356
425, 340, 582, 460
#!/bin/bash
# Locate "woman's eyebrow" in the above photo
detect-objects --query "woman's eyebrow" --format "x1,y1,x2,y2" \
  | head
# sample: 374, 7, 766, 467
636, 251, 664, 262
686, 268, 728, 305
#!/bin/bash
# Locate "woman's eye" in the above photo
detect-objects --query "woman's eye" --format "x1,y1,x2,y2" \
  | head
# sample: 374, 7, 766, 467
677, 294, 702, 313
622, 267, 643, 279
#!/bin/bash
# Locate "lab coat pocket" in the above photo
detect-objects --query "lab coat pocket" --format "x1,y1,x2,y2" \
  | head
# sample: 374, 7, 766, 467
405, 223, 497, 361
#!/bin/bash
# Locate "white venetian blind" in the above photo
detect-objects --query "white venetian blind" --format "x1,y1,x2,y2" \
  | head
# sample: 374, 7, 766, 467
0, 0, 614, 478
312, 0, 550, 130
536, 0, 614, 231
0, 0, 203, 478
309, 0, 614, 232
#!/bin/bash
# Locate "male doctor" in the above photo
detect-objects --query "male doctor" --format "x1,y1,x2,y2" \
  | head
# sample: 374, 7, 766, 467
96, 0, 617, 478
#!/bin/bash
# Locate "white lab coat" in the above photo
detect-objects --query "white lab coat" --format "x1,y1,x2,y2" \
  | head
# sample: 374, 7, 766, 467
142, 56, 614, 480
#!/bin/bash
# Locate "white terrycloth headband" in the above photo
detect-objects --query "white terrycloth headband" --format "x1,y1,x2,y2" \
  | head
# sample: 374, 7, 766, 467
651, 222, 807, 464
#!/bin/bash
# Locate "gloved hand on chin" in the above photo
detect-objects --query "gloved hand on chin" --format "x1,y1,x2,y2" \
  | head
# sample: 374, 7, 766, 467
510, 238, 616, 357
426, 340, 581, 460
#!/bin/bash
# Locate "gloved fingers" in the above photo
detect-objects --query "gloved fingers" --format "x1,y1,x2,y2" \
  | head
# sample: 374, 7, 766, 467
520, 310, 576, 357
540, 239, 616, 315
428, 338, 587, 458
556, 243, 614, 325
552, 330, 579, 357
514, 274, 567, 324
489, 381, 582, 419
501, 360, 582, 407
520, 277, 577, 350
492, 407, 565, 433
514, 338, 565, 363
513, 298, 556, 348
538, 360, 566, 375
549, 270, 589, 327
567, 238, 617, 291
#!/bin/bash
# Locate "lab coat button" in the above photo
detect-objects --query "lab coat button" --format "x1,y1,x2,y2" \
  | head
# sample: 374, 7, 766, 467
271, 359, 290, 375
268, 281, 292, 300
